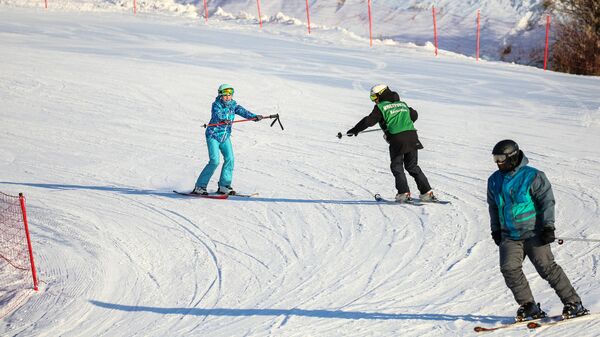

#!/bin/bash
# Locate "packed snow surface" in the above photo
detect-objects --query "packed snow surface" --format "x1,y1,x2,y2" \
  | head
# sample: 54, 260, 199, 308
1, 5, 599, 337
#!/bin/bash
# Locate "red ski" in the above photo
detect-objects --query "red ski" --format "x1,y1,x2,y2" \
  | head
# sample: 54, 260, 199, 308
474, 316, 556, 333
173, 191, 258, 198
526, 312, 596, 329
174, 191, 229, 199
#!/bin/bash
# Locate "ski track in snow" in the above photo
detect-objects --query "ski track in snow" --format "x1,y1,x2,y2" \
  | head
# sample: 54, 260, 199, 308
1, 8, 600, 337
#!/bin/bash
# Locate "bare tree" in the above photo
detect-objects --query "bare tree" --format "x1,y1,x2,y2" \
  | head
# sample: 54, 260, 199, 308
549, 0, 600, 75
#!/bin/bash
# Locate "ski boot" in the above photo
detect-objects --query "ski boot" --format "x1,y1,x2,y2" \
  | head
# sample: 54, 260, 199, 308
419, 190, 439, 202
218, 186, 236, 195
516, 302, 546, 322
395, 192, 412, 203
191, 186, 208, 195
562, 302, 589, 319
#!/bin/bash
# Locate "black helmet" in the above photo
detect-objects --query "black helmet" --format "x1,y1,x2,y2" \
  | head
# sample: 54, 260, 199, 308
492, 139, 521, 172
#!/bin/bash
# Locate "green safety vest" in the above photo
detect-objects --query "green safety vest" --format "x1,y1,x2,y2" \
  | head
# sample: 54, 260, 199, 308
376, 100, 416, 134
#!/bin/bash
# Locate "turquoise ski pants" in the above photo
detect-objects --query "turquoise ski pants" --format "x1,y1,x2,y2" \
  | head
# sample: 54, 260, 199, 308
196, 137, 234, 188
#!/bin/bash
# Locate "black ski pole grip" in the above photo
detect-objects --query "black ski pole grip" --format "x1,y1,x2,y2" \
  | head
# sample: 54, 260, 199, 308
268, 114, 284, 130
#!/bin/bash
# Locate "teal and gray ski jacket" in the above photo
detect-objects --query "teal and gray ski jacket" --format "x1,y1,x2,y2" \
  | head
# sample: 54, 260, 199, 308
205, 97, 257, 143
487, 153, 556, 240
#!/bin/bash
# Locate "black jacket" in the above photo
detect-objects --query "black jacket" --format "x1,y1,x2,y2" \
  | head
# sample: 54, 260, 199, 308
349, 89, 423, 155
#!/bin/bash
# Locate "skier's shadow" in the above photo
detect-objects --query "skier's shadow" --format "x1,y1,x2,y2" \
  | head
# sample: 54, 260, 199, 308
1, 182, 390, 205
90, 300, 508, 324
0, 182, 175, 197
227, 196, 386, 205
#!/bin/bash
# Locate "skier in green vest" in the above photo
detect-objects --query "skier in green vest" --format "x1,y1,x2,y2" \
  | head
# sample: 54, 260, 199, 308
346, 84, 436, 203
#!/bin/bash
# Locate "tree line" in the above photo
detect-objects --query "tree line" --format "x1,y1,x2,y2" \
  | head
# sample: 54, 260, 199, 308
550, 0, 600, 75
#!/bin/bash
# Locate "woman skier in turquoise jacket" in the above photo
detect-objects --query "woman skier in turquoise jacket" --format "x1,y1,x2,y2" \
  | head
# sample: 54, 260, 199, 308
192, 84, 263, 195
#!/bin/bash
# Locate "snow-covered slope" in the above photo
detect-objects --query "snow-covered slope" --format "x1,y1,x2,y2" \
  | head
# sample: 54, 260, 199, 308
0, 0, 552, 65
1, 5, 599, 337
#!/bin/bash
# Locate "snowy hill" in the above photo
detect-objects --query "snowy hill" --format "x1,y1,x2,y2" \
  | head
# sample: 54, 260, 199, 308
0, 0, 552, 65
1, 4, 600, 337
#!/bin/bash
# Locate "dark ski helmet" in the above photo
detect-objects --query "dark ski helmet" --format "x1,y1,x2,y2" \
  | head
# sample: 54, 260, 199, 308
492, 139, 521, 172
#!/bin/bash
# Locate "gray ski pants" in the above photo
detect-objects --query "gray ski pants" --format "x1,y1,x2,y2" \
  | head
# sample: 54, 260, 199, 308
499, 236, 581, 305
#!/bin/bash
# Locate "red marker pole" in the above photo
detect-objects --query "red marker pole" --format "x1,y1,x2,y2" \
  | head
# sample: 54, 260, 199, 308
305, 0, 311, 34
544, 15, 551, 71
203, 0, 208, 23
368, 0, 373, 47
476, 10, 480, 61
133, 0, 137, 15
44, 0, 47, 9
432, 6, 438, 56
256, 0, 262, 29
19, 194, 38, 291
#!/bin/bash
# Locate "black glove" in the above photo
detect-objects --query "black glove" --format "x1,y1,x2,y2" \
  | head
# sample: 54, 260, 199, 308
254, 115, 263, 121
492, 231, 502, 246
346, 128, 359, 137
540, 227, 556, 244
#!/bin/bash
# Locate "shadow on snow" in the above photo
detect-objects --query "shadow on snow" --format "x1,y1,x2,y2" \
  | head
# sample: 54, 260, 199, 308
89, 300, 507, 324
1, 182, 393, 205
0, 181, 174, 197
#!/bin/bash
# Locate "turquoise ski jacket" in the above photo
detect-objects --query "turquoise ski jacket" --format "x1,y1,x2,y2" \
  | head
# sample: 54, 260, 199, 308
487, 153, 556, 240
205, 97, 257, 143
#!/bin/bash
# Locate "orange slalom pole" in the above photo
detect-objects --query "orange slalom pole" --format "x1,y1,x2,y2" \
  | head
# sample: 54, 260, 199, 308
476, 10, 480, 61
368, 0, 373, 47
256, 0, 262, 29
544, 15, 551, 71
19, 193, 38, 291
432, 6, 438, 56
305, 0, 311, 34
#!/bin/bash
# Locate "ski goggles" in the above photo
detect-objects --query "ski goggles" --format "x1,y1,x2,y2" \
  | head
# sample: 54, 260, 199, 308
493, 150, 518, 163
370, 86, 387, 102
219, 88, 234, 96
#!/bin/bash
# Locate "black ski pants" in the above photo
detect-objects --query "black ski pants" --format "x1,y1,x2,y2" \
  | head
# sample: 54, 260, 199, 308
389, 148, 431, 195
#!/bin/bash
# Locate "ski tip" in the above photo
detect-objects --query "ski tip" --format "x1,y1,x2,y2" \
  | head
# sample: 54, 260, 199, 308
418, 199, 451, 204
230, 192, 259, 198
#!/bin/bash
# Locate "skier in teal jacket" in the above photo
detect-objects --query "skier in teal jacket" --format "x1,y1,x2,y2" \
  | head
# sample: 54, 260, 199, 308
487, 139, 587, 321
192, 84, 263, 195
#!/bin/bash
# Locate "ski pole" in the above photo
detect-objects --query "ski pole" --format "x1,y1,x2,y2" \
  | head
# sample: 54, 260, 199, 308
202, 114, 283, 130
556, 237, 600, 245
203, 119, 254, 128
336, 128, 383, 139
269, 113, 285, 130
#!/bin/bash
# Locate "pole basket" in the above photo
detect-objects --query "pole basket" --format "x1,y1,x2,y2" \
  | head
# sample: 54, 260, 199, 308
0, 191, 39, 298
